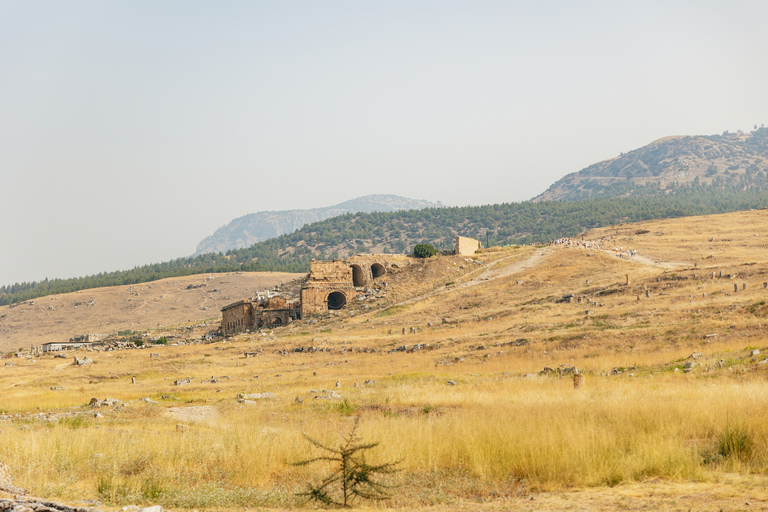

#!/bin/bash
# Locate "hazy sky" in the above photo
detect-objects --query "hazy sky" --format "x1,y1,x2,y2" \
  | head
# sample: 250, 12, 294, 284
1, 1, 767, 286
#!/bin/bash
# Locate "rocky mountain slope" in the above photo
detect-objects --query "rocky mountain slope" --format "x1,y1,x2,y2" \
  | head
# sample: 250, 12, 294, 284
533, 127, 768, 201
194, 194, 440, 255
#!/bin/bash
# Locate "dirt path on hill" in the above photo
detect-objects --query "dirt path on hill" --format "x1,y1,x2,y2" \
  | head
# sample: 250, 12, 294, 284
394, 244, 686, 309
584, 245, 690, 269
457, 247, 555, 286
629, 253, 689, 268
397, 247, 555, 306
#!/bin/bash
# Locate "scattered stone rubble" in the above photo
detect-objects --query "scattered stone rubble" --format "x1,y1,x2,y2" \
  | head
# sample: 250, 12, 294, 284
237, 392, 273, 401
354, 283, 388, 303
0, 464, 157, 511
267, 344, 381, 356
0, 499, 166, 512
0, 462, 27, 496
540, 364, 578, 376
0, 500, 86, 512
88, 398, 123, 408
389, 343, 431, 353
313, 390, 341, 400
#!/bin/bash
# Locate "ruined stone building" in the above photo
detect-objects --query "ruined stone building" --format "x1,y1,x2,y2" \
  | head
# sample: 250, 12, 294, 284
221, 254, 406, 334
221, 239, 479, 334
41, 341, 93, 352
455, 236, 481, 256
221, 295, 300, 334
299, 260, 356, 317
299, 255, 405, 317
221, 300, 253, 333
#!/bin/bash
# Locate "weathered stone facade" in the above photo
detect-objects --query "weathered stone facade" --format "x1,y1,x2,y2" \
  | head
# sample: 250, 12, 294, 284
223, 254, 408, 329
221, 297, 300, 334
346, 255, 400, 287
253, 296, 300, 328
41, 341, 93, 352
300, 260, 357, 318
221, 300, 256, 334
299, 255, 409, 317
455, 236, 480, 256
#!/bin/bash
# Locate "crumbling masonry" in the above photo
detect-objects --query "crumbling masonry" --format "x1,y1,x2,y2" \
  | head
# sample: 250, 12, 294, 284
299, 260, 356, 317
455, 236, 480, 256
221, 237, 479, 334
221, 295, 300, 334
221, 255, 403, 334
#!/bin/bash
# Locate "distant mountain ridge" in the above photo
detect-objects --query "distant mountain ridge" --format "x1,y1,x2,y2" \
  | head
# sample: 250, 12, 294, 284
533, 127, 768, 201
194, 194, 441, 255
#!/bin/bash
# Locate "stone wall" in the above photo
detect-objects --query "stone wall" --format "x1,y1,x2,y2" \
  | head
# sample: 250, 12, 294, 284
223, 255, 409, 325
221, 298, 301, 333
455, 236, 480, 256
221, 300, 255, 334
265, 296, 287, 310
300, 260, 356, 317
308, 260, 351, 282
258, 307, 298, 328
346, 255, 408, 287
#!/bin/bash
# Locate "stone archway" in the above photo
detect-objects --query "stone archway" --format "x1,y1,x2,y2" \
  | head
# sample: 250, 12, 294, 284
371, 263, 385, 279
327, 291, 347, 310
350, 264, 365, 287
272, 317, 282, 327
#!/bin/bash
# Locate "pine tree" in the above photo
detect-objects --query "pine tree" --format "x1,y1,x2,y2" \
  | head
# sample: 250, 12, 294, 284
292, 417, 399, 508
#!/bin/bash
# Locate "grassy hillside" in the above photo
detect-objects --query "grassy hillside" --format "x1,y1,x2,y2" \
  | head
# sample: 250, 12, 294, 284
4, 182, 768, 306
3, 210, 768, 510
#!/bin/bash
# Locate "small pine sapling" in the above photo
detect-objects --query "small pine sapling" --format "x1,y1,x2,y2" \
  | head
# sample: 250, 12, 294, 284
292, 416, 400, 508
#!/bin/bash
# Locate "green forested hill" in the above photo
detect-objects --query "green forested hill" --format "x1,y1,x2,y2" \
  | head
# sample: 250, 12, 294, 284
3, 181, 768, 305
194, 194, 440, 256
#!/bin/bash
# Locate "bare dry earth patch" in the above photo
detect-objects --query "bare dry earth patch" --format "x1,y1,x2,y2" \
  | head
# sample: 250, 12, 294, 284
0, 271, 302, 351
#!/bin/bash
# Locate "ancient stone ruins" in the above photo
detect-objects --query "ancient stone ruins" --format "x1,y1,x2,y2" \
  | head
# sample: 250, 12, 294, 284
220, 236, 480, 334
454, 235, 481, 256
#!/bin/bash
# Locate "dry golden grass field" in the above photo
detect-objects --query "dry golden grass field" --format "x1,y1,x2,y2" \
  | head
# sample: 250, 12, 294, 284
3, 210, 768, 511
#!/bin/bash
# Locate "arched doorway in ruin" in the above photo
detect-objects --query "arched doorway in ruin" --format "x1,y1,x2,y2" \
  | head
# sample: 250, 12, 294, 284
327, 291, 347, 310
371, 263, 385, 279
350, 264, 365, 287
272, 317, 282, 327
